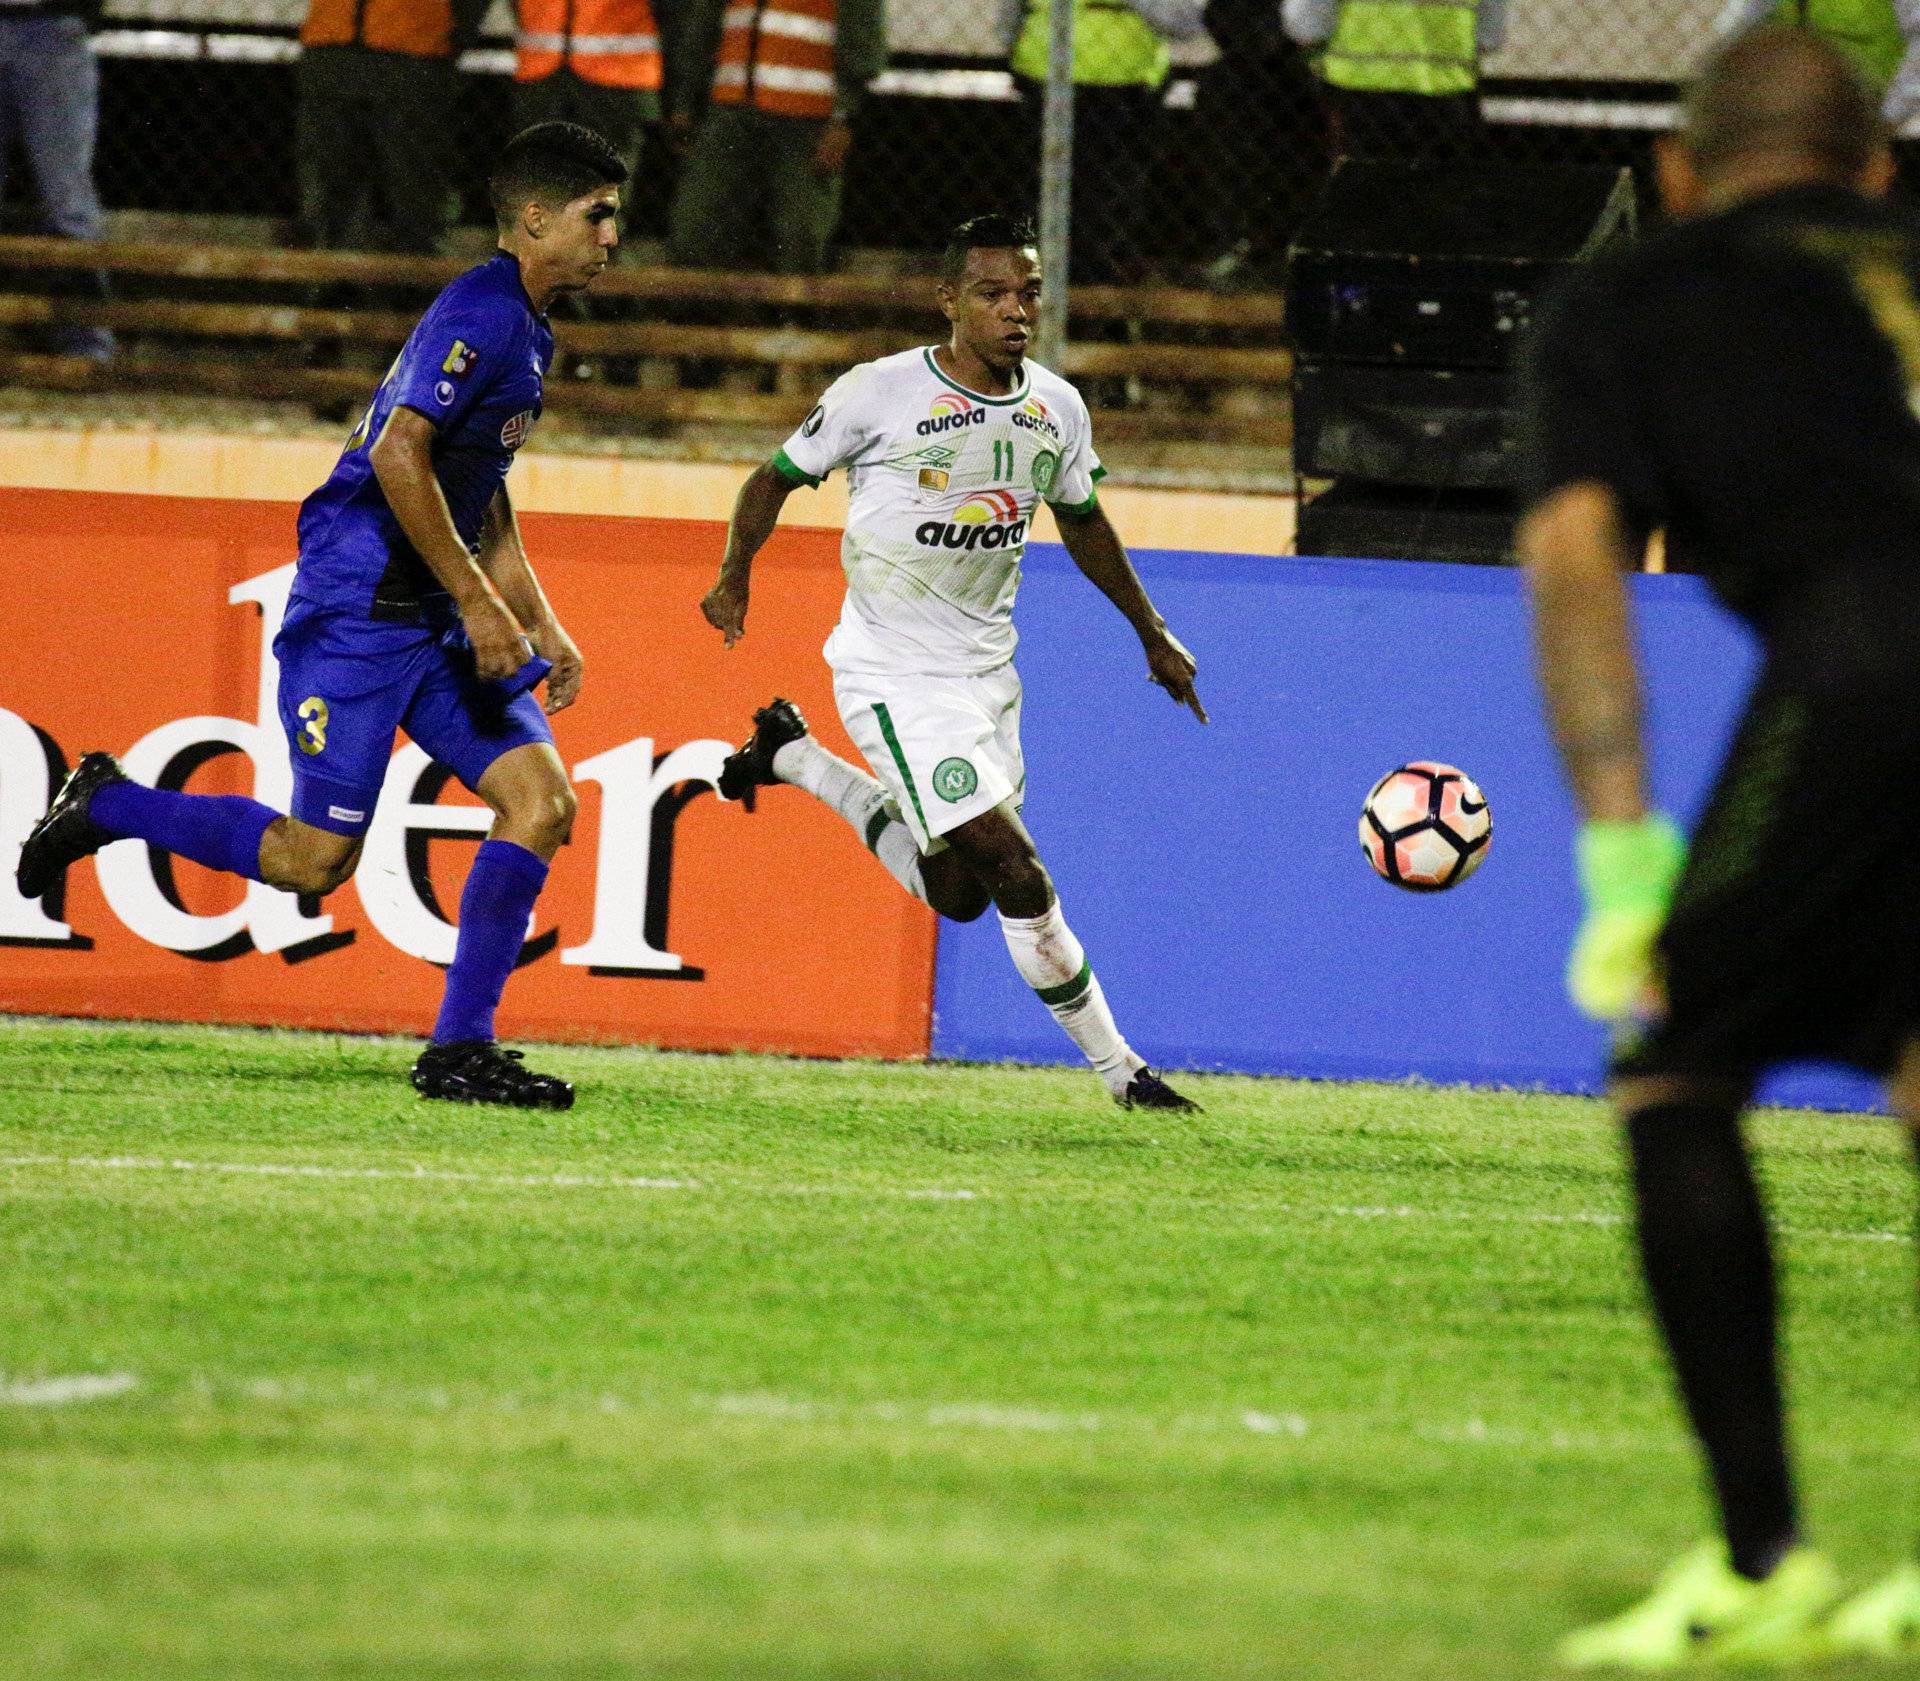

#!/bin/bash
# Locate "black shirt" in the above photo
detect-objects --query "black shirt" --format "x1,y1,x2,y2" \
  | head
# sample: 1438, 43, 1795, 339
1521, 182, 1920, 675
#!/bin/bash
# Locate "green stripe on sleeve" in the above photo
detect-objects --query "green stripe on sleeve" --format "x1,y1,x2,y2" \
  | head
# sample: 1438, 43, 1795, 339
1050, 463, 1105, 514
1035, 960, 1094, 1007
871, 704, 930, 839
772, 448, 819, 488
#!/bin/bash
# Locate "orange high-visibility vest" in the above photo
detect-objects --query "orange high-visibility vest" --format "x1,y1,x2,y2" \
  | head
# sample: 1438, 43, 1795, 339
301, 0, 454, 58
710, 0, 838, 120
515, 0, 662, 88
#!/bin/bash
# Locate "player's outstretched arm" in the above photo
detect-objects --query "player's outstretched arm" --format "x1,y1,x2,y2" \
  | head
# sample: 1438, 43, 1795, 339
1521, 481, 1684, 1020
370, 406, 526, 681
702, 460, 795, 647
1519, 482, 1648, 823
478, 486, 583, 714
1053, 500, 1208, 722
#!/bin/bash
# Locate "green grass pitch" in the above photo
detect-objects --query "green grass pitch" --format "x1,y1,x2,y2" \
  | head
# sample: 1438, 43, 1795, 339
2, 1017, 1917, 1679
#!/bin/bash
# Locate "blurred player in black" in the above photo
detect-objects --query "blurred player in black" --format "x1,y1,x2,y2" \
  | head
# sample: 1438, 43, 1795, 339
1521, 25, 1920, 1669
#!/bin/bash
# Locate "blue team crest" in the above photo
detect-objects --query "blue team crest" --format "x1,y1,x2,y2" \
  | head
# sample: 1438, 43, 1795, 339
500, 410, 535, 450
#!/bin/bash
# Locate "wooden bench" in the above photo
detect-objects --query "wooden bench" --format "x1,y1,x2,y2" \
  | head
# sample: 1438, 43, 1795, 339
0, 235, 1292, 450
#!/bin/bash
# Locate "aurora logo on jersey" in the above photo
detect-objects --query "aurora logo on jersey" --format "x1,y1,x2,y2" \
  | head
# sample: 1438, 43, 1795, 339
915, 490, 1026, 551
915, 392, 986, 437
1010, 397, 1060, 442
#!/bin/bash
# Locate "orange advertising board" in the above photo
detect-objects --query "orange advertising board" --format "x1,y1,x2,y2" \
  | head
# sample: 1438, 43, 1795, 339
0, 488, 936, 1058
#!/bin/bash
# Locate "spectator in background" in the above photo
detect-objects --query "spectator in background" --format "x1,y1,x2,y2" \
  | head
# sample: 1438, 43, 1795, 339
1712, 1, 1920, 131
297, 0, 486, 255
513, 0, 663, 184
1191, 0, 1327, 285
0, 0, 113, 359
1004, 0, 1207, 286
664, 0, 886, 275
1284, 0, 1508, 161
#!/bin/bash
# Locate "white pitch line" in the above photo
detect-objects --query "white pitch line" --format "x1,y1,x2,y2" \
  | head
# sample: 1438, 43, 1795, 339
0, 1153, 1902, 1243
0, 1372, 139, 1406
0, 1153, 699, 1193
1308, 1200, 1907, 1247
0, 1153, 976, 1204
31, 1373, 1920, 1466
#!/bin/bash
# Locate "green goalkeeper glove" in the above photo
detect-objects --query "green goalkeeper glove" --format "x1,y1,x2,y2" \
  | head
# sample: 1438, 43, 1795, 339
1568, 814, 1687, 1021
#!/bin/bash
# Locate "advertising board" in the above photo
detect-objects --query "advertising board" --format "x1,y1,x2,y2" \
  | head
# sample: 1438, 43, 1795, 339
0, 489, 936, 1059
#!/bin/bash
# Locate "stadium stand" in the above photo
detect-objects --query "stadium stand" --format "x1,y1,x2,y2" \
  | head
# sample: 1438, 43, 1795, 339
0, 234, 1292, 449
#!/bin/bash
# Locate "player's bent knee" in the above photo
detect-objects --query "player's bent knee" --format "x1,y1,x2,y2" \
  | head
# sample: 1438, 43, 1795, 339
297, 846, 361, 897
920, 851, 990, 922
530, 781, 578, 843
999, 853, 1051, 900
931, 881, 992, 923
479, 746, 575, 851
261, 818, 362, 896
492, 784, 575, 860
951, 830, 1043, 891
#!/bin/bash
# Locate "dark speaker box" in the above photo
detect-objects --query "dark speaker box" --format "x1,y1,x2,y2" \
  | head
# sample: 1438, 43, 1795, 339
1292, 361, 1518, 488
1285, 160, 1636, 367
1295, 481, 1517, 566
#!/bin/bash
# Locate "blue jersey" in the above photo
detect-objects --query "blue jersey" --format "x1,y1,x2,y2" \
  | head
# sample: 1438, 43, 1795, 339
292, 252, 554, 623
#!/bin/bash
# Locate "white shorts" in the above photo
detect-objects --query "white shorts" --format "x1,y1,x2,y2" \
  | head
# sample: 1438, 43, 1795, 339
833, 663, 1026, 854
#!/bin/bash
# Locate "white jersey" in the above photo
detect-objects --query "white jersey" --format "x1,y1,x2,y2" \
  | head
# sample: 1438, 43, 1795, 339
775, 346, 1105, 679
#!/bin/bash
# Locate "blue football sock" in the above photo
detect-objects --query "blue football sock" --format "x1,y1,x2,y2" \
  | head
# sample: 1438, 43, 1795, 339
432, 839, 549, 1046
89, 781, 278, 883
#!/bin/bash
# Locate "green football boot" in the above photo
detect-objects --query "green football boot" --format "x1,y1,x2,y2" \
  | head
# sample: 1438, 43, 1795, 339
1824, 1560, 1920, 1659
1557, 1540, 1839, 1670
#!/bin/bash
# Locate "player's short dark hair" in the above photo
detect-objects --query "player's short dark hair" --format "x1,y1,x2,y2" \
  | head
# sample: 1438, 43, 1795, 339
941, 214, 1039, 285
489, 122, 627, 230
1684, 25, 1882, 180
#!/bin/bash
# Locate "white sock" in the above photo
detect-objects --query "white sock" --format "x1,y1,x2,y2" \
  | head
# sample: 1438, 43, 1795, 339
998, 900, 1144, 1097
772, 735, 926, 903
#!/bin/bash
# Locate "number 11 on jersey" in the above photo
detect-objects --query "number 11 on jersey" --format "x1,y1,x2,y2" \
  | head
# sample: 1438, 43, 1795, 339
991, 439, 1015, 480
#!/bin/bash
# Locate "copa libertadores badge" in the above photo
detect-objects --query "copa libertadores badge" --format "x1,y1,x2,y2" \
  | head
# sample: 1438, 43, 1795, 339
933, 757, 978, 802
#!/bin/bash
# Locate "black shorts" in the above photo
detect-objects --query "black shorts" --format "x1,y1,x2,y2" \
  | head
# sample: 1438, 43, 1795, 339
1614, 674, 1920, 1084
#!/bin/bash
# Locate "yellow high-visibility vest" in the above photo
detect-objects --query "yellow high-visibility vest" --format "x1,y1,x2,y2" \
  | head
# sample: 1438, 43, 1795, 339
1011, 0, 1170, 89
1322, 0, 1479, 97
1772, 0, 1905, 89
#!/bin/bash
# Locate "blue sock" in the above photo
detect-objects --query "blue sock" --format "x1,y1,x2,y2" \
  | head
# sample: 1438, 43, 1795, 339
89, 781, 279, 883
432, 839, 549, 1045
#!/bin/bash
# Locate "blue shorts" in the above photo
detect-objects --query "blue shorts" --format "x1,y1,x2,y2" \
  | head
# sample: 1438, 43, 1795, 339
273, 609, 554, 836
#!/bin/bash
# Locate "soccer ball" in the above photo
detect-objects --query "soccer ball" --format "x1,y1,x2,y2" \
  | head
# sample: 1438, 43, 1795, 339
1359, 762, 1491, 892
